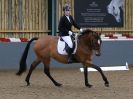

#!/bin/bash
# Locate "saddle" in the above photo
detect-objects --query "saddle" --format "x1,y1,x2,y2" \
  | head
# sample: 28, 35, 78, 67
57, 34, 78, 55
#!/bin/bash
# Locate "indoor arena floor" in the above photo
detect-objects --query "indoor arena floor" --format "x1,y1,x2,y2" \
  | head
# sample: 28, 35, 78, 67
0, 67, 133, 99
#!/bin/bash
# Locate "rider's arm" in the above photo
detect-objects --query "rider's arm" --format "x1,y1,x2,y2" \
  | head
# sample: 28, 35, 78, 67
70, 16, 83, 33
70, 16, 80, 30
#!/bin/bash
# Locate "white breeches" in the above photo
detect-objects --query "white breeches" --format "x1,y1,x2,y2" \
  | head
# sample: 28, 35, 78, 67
62, 36, 73, 48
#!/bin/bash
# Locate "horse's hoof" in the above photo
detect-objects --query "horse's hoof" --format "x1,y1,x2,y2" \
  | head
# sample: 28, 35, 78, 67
86, 84, 93, 88
55, 83, 62, 87
16, 71, 22, 76
105, 83, 109, 87
27, 82, 30, 86
25, 80, 30, 86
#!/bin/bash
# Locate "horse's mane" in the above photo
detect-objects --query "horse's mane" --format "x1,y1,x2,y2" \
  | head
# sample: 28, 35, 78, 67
79, 29, 101, 40
81, 29, 93, 35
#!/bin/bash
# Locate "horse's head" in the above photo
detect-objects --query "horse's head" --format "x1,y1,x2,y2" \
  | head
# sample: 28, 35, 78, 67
80, 29, 102, 56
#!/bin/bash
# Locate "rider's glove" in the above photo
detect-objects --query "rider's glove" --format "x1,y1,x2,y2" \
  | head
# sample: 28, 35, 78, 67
68, 31, 73, 35
80, 28, 83, 32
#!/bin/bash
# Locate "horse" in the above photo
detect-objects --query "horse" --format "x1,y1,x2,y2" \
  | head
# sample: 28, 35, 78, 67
16, 29, 109, 88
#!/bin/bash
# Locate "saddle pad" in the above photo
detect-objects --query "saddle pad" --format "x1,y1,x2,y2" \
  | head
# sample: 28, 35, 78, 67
57, 37, 78, 55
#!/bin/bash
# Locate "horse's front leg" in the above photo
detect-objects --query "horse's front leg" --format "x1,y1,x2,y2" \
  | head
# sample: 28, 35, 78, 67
91, 64, 109, 87
85, 62, 109, 87
83, 66, 93, 88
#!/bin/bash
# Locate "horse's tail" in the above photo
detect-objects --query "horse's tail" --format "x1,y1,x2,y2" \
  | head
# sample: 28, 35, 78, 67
16, 37, 38, 76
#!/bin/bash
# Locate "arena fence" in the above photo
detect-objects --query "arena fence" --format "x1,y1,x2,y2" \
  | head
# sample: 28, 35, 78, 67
0, 30, 50, 39
0, 0, 133, 39
0, 0, 48, 39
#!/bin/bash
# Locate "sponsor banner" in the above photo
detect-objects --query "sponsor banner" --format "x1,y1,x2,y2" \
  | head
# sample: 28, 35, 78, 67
74, 0, 124, 27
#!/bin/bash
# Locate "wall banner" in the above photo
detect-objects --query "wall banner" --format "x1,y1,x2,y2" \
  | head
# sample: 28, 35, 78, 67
74, 0, 124, 27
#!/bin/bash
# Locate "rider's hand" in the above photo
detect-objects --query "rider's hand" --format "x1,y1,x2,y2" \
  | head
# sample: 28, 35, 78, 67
68, 31, 73, 35
80, 28, 83, 32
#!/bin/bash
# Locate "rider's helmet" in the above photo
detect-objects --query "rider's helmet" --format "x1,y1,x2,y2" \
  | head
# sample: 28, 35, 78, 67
63, 4, 71, 11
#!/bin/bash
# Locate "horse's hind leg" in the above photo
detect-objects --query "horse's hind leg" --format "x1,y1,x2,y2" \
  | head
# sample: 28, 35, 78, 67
43, 58, 62, 87
25, 59, 41, 86
90, 64, 109, 87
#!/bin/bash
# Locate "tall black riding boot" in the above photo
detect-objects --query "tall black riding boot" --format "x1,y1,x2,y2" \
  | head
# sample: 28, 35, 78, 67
67, 48, 73, 63
65, 43, 74, 63
68, 54, 73, 63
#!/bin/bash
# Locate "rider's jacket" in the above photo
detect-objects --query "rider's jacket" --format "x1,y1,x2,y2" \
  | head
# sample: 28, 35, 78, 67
58, 15, 80, 36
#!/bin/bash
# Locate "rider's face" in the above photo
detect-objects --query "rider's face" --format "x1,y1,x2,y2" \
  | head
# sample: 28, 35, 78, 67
64, 10, 70, 16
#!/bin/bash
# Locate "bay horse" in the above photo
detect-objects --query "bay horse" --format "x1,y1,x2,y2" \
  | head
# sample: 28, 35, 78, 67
16, 29, 109, 88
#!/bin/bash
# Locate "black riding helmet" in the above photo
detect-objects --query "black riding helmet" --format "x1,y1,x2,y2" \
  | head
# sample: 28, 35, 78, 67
63, 4, 71, 11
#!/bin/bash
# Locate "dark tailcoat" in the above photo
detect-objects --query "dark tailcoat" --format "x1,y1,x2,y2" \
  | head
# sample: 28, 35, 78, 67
58, 15, 80, 36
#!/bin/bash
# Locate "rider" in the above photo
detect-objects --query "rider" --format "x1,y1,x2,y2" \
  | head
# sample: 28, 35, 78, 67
58, 4, 83, 63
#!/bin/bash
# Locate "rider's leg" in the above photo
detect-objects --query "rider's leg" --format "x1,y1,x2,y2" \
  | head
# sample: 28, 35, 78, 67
62, 36, 73, 63
65, 44, 73, 63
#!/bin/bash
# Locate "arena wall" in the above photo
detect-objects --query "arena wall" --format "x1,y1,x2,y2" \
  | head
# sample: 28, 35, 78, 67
0, 0, 48, 39
0, 0, 133, 39
0, 0, 133, 69
0, 41, 133, 69
57, 0, 133, 34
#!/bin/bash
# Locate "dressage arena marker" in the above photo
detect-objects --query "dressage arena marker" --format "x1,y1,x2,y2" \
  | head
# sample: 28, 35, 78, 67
80, 62, 129, 72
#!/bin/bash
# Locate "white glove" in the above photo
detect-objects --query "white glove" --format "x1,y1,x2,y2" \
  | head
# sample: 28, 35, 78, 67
68, 31, 73, 35
80, 28, 83, 32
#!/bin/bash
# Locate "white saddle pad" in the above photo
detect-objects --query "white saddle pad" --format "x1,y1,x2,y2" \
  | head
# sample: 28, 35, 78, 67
57, 36, 78, 55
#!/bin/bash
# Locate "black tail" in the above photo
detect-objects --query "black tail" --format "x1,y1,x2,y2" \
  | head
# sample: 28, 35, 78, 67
16, 37, 38, 75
